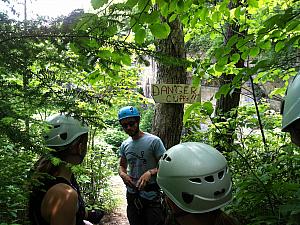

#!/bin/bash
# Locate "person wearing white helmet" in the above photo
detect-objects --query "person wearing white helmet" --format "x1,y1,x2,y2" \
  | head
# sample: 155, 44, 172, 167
281, 72, 300, 146
157, 142, 238, 225
118, 106, 166, 225
28, 114, 103, 225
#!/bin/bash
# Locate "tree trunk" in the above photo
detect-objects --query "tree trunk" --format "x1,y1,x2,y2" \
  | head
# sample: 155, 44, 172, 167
151, 17, 187, 150
214, 0, 244, 152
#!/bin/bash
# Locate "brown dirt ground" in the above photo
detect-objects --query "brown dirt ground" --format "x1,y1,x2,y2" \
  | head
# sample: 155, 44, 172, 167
99, 176, 129, 225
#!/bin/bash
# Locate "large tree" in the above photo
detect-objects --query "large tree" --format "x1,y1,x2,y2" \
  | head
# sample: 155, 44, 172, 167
152, 16, 187, 149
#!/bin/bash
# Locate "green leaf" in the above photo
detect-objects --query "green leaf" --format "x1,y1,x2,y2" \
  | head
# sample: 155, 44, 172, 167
126, 0, 139, 8
215, 47, 224, 59
285, 35, 300, 48
121, 53, 131, 66
215, 84, 230, 99
249, 47, 260, 57
199, 7, 208, 21
286, 20, 300, 32
138, 0, 151, 12
259, 40, 272, 50
149, 23, 170, 39
160, 2, 169, 17
135, 27, 146, 44
215, 63, 225, 72
226, 35, 238, 48
184, 32, 192, 42
236, 38, 248, 50
212, 11, 221, 22
169, 13, 177, 23
91, 0, 108, 9
269, 87, 286, 97
275, 41, 285, 52
230, 53, 240, 63
183, 102, 201, 124
98, 50, 112, 59
248, 0, 259, 8
168, 1, 177, 13
202, 101, 214, 116
254, 59, 270, 72
177, 0, 184, 12
144, 11, 160, 24
218, 56, 228, 66
241, 50, 249, 60
210, 32, 217, 40
234, 6, 241, 18
87, 70, 101, 85
263, 14, 282, 30
232, 72, 243, 86
106, 25, 118, 36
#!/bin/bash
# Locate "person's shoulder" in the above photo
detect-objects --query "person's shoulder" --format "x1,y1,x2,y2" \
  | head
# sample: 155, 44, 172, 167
41, 182, 78, 224
45, 182, 78, 202
121, 137, 132, 146
144, 132, 161, 140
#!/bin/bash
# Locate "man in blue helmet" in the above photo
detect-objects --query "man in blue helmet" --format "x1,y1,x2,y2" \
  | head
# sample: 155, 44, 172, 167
118, 106, 166, 225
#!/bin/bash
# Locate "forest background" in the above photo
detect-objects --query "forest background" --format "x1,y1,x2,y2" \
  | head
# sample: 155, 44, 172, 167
0, 0, 299, 224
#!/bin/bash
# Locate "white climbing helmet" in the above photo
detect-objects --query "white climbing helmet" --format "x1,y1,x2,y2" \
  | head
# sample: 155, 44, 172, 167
44, 114, 89, 147
157, 142, 232, 213
281, 72, 300, 131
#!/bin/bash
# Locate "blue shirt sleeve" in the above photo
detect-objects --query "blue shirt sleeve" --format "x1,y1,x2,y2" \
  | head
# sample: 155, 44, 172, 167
152, 137, 166, 160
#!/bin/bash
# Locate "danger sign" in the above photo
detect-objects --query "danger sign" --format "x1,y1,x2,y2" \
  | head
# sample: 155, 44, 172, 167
151, 84, 201, 103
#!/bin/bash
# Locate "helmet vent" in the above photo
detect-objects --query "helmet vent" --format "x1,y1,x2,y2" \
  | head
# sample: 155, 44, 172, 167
189, 178, 202, 184
214, 188, 225, 197
162, 154, 172, 162
162, 154, 168, 160
59, 132, 68, 140
182, 192, 194, 204
204, 175, 214, 183
165, 156, 172, 162
218, 170, 224, 179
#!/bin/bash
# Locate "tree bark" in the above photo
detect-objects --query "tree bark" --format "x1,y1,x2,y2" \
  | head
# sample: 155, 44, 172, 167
214, 0, 244, 152
151, 17, 187, 150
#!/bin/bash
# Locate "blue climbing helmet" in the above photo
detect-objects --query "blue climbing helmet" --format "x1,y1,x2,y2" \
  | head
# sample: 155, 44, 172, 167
118, 106, 140, 121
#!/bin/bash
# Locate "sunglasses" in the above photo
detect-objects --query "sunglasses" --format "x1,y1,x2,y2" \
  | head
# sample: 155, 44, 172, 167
121, 121, 137, 129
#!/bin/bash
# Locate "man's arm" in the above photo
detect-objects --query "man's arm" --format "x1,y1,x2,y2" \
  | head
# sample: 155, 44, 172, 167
119, 156, 135, 188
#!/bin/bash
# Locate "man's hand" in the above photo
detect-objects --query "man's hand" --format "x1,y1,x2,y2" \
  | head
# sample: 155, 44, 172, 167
136, 170, 152, 190
120, 173, 135, 188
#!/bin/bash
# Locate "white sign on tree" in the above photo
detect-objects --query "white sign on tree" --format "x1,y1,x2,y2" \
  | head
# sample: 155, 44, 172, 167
151, 84, 201, 103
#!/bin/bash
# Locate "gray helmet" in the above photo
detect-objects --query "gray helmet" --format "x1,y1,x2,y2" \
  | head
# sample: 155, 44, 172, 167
44, 114, 89, 147
282, 72, 300, 131
157, 142, 232, 213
